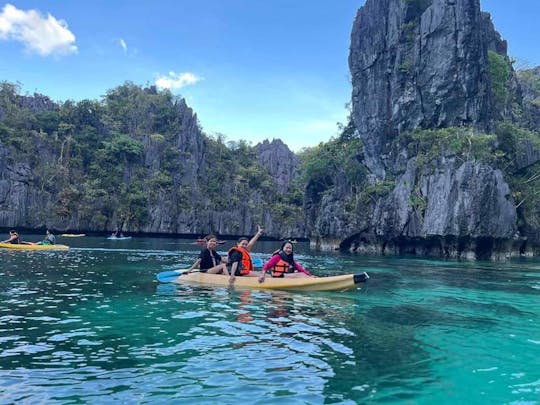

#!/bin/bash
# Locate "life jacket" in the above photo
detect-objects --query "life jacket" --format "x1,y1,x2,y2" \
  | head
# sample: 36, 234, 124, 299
270, 251, 295, 278
227, 247, 252, 275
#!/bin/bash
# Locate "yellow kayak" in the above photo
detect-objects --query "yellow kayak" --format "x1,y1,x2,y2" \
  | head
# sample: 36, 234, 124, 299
0, 243, 69, 250
61, 233, 86, 237
172, 271, 369, 292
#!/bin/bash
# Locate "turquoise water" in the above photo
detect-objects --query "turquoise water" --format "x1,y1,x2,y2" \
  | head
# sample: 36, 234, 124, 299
0, 236, 539, 404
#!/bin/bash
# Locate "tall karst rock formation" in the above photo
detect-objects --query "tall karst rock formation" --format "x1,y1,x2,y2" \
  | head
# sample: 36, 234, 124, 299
306, 0, 540, 259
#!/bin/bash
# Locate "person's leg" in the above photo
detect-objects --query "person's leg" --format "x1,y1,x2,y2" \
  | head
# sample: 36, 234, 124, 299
206, 263, 227, 274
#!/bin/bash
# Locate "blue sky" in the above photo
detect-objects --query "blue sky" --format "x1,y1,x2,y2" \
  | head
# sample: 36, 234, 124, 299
1, 1, 539, 151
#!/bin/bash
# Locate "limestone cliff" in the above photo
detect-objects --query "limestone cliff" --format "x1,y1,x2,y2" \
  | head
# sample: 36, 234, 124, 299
307, 0, 540, 259
0, 84, 304, 238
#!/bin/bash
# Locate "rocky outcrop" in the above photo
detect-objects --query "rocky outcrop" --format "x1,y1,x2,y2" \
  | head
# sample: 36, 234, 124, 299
517, 66, 540, 130
307, 0, 535, 259
349, 0, 493, 177
255, 139, 300, 193
310, 156, 520, 259
0, 91, 306, 239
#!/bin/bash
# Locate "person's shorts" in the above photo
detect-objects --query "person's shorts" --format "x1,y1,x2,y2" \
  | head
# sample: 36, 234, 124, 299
227, 267, 244, 276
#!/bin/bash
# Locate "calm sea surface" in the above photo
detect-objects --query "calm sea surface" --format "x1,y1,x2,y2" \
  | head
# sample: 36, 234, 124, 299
0, 235, 539, 404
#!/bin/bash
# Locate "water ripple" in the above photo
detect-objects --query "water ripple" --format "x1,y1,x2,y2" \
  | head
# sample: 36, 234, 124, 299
0, 241, 539, 403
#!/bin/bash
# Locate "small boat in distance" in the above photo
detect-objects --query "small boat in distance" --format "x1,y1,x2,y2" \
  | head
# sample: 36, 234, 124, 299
194, 238, 226, 246
61, 233, 86, 237
107, 236, 132, 240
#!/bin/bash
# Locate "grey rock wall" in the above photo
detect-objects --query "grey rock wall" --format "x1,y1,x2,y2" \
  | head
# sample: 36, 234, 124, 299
255, 139, 300, 194
349, 0, 492, 177
308, 0, 530, 259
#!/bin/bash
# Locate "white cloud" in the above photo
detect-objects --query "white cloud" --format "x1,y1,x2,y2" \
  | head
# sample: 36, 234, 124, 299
155, 71, 202, 90
118, 38, 127, 53
0, 3, 77, 57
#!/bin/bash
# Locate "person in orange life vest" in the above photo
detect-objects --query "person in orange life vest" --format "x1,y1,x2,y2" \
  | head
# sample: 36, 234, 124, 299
188, 234, 228, 274
258, 240, 313, 283
227, 225, 263, 284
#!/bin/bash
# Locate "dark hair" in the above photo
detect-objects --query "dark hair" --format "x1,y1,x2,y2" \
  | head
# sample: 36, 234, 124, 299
205, 234, 217, 241
273, 240, 295, 262
237, 236, 249, 243
280, 240, 295, 251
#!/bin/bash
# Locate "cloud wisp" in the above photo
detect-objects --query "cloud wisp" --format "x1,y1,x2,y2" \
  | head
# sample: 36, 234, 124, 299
118, 38, 127, 53
155, 71, 202, 90
0, 3, 77, 57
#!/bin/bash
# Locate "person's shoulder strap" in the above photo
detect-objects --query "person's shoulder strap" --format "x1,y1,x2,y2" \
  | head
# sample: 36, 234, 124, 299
278, 251, 293, 263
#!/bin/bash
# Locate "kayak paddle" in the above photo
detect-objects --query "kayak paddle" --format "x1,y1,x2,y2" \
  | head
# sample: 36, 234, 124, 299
156, 269, 192, 283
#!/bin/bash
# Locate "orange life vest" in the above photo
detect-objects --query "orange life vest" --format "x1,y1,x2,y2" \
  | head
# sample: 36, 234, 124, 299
227, 246, 253, 275
270, 252, 295, 278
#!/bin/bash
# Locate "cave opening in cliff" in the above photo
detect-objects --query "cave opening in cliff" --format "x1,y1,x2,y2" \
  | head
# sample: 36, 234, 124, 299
475, 237, 494, 260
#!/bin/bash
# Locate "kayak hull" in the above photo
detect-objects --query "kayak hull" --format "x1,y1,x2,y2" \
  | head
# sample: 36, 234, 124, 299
61, 233, 85, 237
174, 271, 369, 291
107, 236, 132, 240
0, 243, 69, 250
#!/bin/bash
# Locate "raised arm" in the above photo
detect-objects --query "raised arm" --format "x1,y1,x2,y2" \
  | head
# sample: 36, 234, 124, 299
246, 225, 263, 252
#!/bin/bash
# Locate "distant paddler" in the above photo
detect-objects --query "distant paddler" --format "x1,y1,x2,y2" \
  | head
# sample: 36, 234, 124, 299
1, 230, 23, 244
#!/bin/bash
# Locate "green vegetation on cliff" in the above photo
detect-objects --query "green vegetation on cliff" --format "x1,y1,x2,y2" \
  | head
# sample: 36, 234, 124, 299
0, 81, 302, 232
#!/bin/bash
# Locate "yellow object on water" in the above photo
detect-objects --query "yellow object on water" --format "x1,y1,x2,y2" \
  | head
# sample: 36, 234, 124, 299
0, 243, 69, 250
61, 233, 86, 237
173, 271, 369, 291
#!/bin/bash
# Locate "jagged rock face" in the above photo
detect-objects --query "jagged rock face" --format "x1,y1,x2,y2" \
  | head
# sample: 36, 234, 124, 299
255, 139, 300, 193
0, 95, 306, 239
18, 93, 57, 114
349, 0, 493, 177
0, 93, 56, 121
480, 11, 507, 55
517, 66, 540, 130
306, 0, 527, 259
0, 144, 29, 227
415, 159, 516, 238
311, 157, 518, 259
368, 158, 516, 240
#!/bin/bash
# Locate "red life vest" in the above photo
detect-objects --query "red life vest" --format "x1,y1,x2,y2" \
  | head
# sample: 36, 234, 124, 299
227, 247, 252, 275
270, 252, 295, 278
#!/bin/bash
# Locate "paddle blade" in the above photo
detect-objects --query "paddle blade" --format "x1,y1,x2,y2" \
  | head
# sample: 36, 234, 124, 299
156, 269, 190, 283
252, 257, 264, 267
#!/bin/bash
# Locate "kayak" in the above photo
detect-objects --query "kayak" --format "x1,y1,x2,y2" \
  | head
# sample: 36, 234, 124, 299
0, 243, 69, 250
162, 270, 369, 292
107, 236, 132, 240
61, 233, 86, 237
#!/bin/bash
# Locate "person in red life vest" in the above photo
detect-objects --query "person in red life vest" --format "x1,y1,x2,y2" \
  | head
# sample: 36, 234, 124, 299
188, 234, 228, 274
227, 225, 263, 285
258, 240, 313, 283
